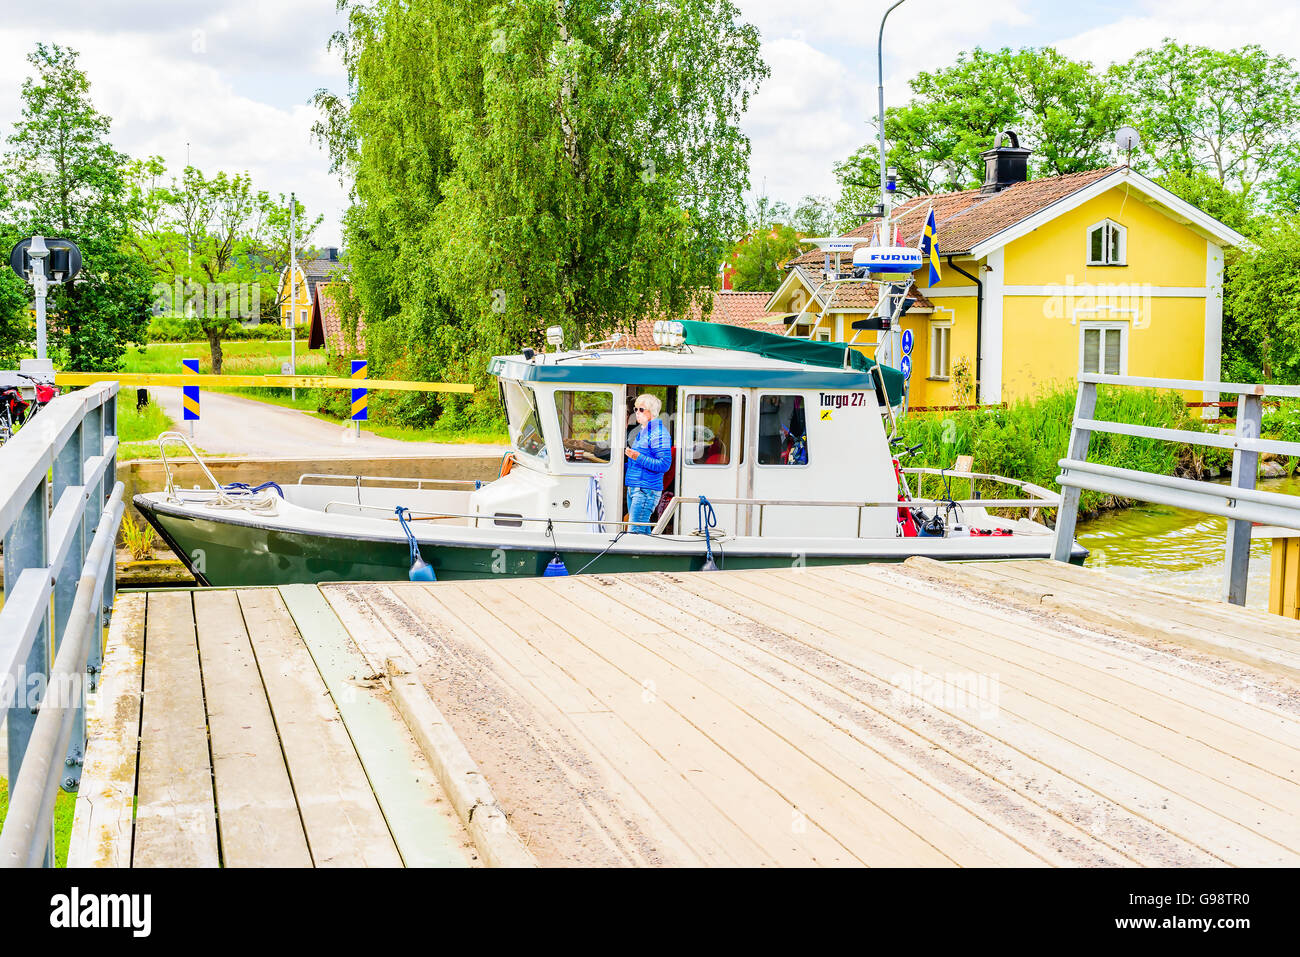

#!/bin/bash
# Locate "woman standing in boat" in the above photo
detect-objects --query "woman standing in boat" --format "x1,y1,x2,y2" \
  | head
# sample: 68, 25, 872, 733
625, 393, 673, 534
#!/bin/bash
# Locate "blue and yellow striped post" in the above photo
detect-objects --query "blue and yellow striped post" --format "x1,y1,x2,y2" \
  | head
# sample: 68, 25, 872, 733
351, 359, 368, 436
182, 357, 200, 437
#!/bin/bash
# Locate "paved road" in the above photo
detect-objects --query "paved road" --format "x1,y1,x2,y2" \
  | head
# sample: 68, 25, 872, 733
147, 388, 506, 458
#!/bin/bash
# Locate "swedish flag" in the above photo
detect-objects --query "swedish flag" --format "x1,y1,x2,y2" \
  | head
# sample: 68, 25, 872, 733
920, 206, 941, 286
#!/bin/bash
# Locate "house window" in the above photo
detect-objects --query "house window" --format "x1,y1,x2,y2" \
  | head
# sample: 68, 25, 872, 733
1080, 323, 1126, 376
757, 394, 809, 466
814, 327, 832, 343
1087, 220, 1126, 266
300, 309, 308, 323
928, 321, 952, 379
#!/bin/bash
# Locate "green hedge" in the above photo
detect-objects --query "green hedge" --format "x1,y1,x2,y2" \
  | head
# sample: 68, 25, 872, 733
895, 385, 1232, 517
145, 316, 310, 343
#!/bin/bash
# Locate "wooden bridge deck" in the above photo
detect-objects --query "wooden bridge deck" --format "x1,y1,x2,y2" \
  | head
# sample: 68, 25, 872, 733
72, 559, 1300, 867
69, 588, 475, 868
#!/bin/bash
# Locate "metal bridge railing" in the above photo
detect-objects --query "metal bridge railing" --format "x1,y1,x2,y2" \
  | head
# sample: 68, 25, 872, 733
1052, 373, 1300, 605
0, 381, 122, 867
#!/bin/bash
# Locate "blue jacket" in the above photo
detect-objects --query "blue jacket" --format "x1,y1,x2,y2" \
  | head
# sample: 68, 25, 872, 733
625, 418, 673, 490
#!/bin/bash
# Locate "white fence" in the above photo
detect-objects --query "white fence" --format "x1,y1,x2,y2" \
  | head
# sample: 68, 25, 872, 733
0, 381, 122, 867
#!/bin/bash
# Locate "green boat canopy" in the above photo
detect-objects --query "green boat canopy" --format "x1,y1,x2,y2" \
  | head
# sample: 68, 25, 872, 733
678, 320, 905, 406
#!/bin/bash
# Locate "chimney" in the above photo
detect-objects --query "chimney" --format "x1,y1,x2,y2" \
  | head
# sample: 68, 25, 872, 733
327, 247, 339, 261
980, 130, 1031, 193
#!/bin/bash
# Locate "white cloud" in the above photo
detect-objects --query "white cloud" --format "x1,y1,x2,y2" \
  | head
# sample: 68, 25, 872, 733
0, 9, 349, 247
1057, 0, 1300, 68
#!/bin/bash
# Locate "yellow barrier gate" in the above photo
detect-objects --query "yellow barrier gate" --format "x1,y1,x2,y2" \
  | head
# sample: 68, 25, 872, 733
55, 372, 474, 394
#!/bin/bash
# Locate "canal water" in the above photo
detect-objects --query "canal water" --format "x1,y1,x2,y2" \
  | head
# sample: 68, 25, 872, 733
1074, 474, 1300, 611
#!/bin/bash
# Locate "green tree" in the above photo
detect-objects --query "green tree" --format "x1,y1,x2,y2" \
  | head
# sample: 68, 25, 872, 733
791, 194, 835, 237
1223, 215, 1300, 381
126, 160, 321, 372
1115, 40, 1300, 200
836, 47, 1127, 208
316, 0, 767, 422
2, 44, 152, 370
727, 223, 803, 292
1154, 168, 1258, 235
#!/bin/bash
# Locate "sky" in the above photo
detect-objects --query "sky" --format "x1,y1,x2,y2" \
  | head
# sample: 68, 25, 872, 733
0, 0, 1297, 249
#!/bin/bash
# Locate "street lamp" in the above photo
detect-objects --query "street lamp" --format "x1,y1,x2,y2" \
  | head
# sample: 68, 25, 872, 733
876, 0, 907, 227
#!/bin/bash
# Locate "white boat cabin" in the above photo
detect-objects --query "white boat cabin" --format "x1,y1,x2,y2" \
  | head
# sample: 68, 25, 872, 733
470, 320, 907, 539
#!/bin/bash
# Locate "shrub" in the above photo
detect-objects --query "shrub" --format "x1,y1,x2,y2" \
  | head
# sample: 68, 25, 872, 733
144, 318, 309, 343
895, 383, 1225, 517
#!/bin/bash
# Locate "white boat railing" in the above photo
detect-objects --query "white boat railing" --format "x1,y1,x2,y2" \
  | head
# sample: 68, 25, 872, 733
651, 482, 1060, 537
0, 381, 122, 868
1052, 373, 1300, 605
296, 472, 482, 491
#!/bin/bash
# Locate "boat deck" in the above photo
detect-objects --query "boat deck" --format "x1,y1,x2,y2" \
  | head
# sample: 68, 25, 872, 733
72, 559, 1300, 867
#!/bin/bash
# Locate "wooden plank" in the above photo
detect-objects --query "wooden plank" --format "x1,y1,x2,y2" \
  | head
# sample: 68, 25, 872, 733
133, 591, 219, 868
236, 588, 402, 867
1005, 558, 1300, 649
1270, 538, 1286, 617
69, 592, 145, 868
373, 582, 751, 866
747, 565, 1300, 863
193, 591, 312, 867
619, 571, 1195, 867
888, 563, 1300, 752
578, 573, 1133, 867
684, 568, 1277, 864
456, 577, 945, 866
535, 575, 1048, 867
316, 586, 537, 866
1286, 539, 1300, 620
826, 566, 1300, 816
907, 558, 1300, 684
982, 559, 1300, 663
397, 581, 846, 866
277, 584, 470, 869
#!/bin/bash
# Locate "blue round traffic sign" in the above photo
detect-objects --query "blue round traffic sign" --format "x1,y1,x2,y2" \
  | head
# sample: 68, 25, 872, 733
901, 328, 914, 356
900, 355, 912, 381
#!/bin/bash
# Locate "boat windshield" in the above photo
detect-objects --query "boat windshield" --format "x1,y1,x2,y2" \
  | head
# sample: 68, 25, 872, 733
502, 380, 548, 462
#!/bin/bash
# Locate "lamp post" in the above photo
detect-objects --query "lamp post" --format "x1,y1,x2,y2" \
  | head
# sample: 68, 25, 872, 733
876, 0, 907, 371
876, 0, 907, 228
27, 235, 50, 361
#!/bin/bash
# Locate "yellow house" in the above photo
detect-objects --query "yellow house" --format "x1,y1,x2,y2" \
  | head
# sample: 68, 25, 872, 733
766, 133, 1247, 407
277, 247, 343, 328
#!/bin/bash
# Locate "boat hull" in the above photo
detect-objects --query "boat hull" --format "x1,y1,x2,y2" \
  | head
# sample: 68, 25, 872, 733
136, 494, 1087, 587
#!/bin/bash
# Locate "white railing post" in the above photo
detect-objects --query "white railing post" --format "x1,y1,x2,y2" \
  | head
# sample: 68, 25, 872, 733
1052, 380, 1097, 562
1224, 392, 1263, 605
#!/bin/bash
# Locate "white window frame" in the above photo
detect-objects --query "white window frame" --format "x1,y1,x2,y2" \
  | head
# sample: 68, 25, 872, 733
1078, 321, 1128, 376
1086, 219, 1127, 266
928, 319, 952, 380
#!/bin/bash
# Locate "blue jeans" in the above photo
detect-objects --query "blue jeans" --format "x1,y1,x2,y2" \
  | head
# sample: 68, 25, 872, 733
627, 486, 661, 534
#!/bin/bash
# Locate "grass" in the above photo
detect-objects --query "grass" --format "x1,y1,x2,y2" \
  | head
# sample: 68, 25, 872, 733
0, 776, 77, 867
125, 338, 508, 445
117, 398, 174, 442
122, 339, 326, 376
895, 384, 1232, 517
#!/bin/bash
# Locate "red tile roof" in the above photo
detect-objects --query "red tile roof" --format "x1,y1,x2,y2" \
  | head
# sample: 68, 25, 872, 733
788, 166, 1120, 266
615, 291, 785, 349
308, 282, 366, 354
